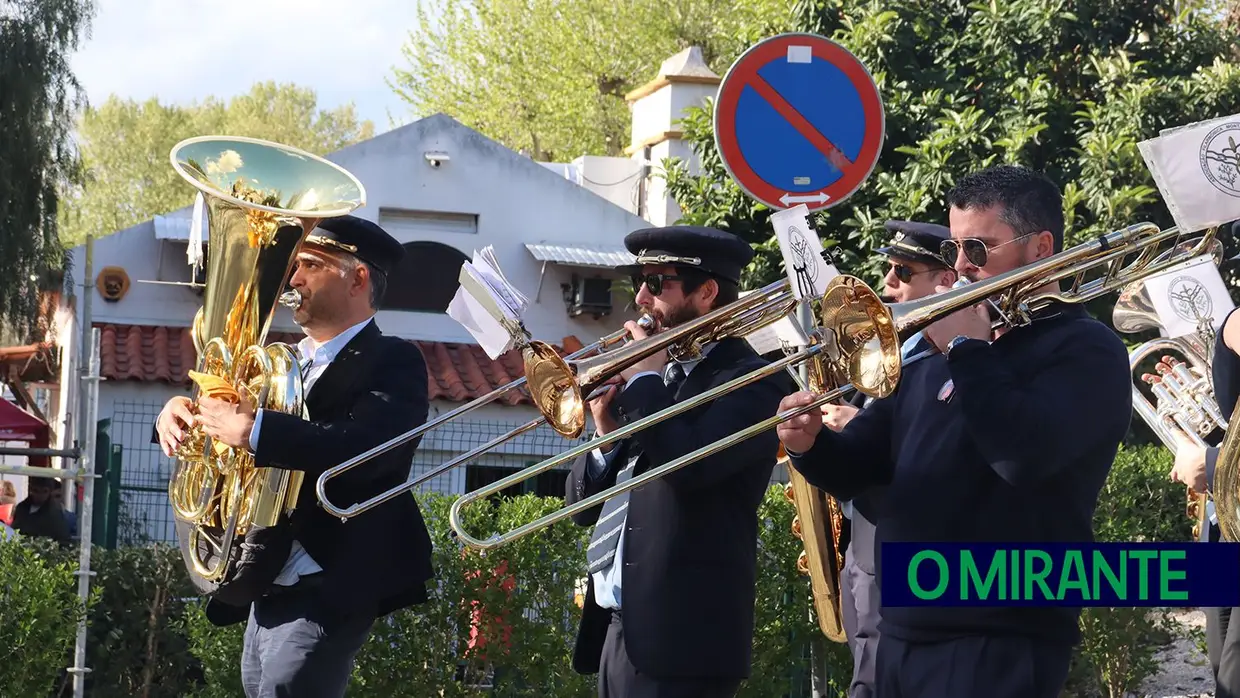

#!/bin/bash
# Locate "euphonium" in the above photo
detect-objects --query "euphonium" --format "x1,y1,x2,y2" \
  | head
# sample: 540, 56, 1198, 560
166, 136, 366, 600
1112, 240, 1229, 541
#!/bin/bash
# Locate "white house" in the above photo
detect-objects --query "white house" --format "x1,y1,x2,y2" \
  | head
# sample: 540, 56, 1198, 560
7, 45, 799, 546
64, 110, 673, 543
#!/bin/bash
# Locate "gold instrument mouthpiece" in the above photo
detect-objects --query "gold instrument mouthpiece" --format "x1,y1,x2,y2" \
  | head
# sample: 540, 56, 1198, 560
637, 314, 656, 332
279, 290, 302, 309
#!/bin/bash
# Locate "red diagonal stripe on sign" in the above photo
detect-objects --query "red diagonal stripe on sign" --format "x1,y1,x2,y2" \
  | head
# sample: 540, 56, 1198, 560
747, 74, 855, 172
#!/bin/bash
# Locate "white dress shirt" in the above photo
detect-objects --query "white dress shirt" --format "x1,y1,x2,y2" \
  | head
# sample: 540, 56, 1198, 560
588, 344, 715, 610
247, 316, 374, 587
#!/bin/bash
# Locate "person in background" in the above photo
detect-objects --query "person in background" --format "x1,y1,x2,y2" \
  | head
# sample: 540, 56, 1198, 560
821, 219, 958, 698
1167, 269, 1240, 698
11, 476, 71, 543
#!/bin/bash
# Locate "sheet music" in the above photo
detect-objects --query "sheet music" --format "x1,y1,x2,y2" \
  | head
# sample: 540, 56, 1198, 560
446, 246, 531, 360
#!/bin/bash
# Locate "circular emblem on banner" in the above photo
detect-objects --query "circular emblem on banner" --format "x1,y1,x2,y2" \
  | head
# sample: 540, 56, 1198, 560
1167, 274, 1213, 323
788, 226, 819, 284
1199, 122, 1240, 198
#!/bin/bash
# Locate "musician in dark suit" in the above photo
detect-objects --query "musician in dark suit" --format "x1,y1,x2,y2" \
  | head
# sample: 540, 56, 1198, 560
820, 220, 957, 698
154, 216, 434, 698
565, 225, 790, 698
777, 165, 1133, 697
1169, 292, 1240, 698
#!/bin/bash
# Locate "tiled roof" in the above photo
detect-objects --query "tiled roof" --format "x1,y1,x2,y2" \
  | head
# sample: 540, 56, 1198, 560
94, 324, 574, 407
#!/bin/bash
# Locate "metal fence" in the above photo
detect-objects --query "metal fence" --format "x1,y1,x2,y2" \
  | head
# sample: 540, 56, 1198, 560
104, 401, 590, 546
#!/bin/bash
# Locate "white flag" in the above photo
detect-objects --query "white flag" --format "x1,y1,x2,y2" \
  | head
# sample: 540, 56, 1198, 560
1138, 113, 1240, 234
1140, 254, 1235, 339
769, 204, 839, 302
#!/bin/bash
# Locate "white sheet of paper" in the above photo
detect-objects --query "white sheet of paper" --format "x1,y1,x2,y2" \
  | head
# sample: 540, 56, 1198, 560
446, 283, 515, 360
739, 289, 810, 355
1140, 254, 1235, 338
1138, 113, 1240, 233
769, 204, 839, 302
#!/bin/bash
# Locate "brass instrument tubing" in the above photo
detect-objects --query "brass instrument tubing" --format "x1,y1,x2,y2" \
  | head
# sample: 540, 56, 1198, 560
448, 343, 940, 549
315, 325, 637, 519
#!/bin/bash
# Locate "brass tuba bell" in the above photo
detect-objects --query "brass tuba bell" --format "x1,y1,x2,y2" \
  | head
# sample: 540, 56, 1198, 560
165, 136, 366, 598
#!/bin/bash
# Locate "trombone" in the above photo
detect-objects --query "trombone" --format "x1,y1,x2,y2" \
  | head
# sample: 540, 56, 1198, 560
311, 314, 654, 518
447, 221, 1219, 550
315, 280, 799, 520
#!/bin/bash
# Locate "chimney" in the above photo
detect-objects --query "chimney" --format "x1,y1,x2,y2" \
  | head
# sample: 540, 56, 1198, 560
626, 47, 721, 227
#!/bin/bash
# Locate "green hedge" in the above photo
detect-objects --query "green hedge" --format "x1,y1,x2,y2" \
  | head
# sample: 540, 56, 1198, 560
0, 443, 1196, 697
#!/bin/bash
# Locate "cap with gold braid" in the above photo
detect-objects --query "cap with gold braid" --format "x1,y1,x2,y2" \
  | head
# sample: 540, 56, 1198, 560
304, 214, 405, 276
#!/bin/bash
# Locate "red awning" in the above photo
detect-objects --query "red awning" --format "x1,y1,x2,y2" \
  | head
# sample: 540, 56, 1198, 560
0, 398, 48, 445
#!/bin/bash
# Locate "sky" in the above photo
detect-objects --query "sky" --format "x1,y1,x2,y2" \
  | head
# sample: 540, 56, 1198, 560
69, 0, 432, 134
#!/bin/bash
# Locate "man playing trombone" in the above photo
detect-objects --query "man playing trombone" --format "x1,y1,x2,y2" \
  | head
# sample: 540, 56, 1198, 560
565, 225, 790, 698
776, 165, 1133, 698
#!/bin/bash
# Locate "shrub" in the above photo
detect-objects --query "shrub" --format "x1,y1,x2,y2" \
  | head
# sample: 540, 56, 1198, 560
1068, 444, 1193, 698
0, 443, 1193, 697
0, 537, 88, 698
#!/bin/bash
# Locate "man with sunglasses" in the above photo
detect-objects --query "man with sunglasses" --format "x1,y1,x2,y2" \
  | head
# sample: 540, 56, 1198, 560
564, 225, 790, 698
818, 219, 958, 698
776, 164, 1132, 698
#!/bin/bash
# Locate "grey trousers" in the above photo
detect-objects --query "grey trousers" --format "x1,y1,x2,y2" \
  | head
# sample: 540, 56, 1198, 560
1207, 606, 1240, 698
240, 583, 375, 698
839, 543, 880, 698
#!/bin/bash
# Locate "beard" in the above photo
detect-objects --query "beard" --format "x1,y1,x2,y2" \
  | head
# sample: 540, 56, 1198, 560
655, 302, 700, 330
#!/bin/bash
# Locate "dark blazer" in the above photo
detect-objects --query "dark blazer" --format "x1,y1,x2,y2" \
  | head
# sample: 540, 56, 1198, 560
565, 337, 790, 680
161, 319, 435, 626
842, 334, 933, 574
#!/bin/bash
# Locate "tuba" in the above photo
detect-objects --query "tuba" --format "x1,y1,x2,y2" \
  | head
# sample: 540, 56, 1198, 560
165, 136, 366, 601
780, 339, 848, 643
1112, 239, 1229, 541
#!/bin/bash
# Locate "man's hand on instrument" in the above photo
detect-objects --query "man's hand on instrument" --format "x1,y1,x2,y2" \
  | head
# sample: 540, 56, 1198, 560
776, 391, 823, 454
618, 317, 667, 381
924, 286, 993, 352
156, 396, 195, 457
1168, 429, 1209, 494
588, 376, 624, 437
820, 403, 859, 433
196, 396, 256, 451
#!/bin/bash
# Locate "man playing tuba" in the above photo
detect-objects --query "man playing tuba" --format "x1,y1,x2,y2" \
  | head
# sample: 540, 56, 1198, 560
155, 216, 435, 698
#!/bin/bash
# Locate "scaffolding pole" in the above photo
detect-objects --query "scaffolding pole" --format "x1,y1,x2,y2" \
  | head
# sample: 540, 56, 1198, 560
71, 326, 100, 697
0, 327, 99, 696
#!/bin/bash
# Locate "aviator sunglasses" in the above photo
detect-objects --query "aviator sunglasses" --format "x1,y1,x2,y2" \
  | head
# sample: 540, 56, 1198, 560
939, 232, 1036, 268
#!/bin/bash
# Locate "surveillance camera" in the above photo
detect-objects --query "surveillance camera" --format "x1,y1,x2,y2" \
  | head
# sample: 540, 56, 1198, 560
424, 151, 450, 169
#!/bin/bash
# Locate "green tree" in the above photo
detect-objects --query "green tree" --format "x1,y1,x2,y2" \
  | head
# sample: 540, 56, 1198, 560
0, 0, 96, 340
58, 81, 375, 247
663, 0, 1240, 295
391, 0, 796, 162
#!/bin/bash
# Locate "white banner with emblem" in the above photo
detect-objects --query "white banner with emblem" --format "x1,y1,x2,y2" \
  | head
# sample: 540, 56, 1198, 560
1138, 253, 1235, 339
1138, 112, 1240, 234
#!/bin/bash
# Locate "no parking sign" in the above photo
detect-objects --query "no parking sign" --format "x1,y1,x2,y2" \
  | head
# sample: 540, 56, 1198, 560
713, 33, 885, 212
